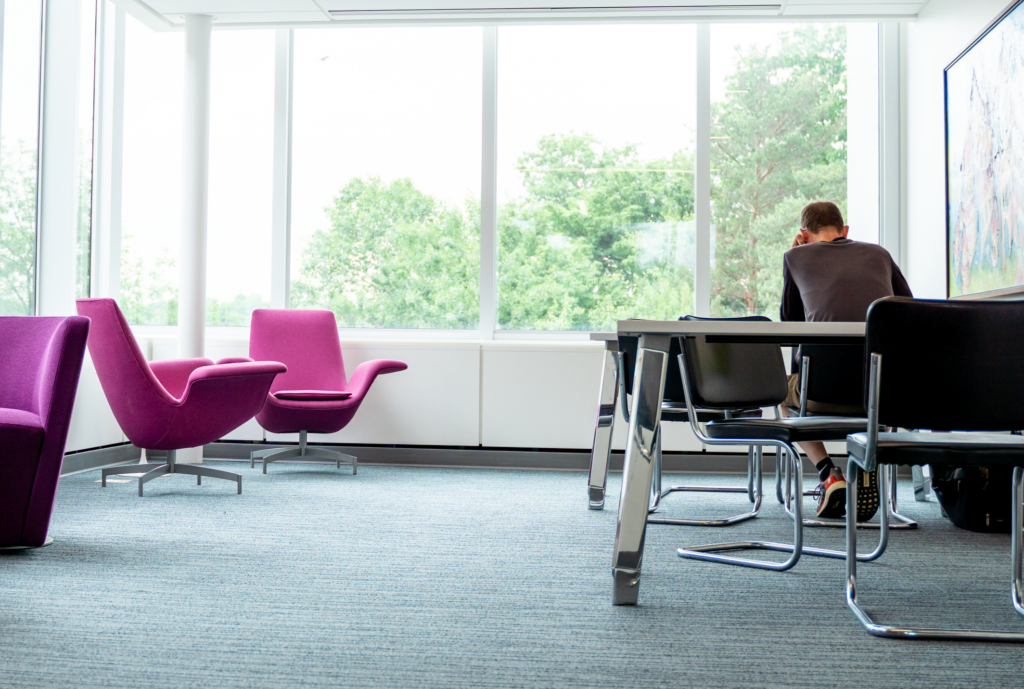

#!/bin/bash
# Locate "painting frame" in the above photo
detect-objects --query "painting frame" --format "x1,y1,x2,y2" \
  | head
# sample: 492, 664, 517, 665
945, 0, 1024, 299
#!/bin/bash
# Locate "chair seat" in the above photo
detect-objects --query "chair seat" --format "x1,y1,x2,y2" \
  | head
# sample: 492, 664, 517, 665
660, 403, 763, 424
273, 390, 352, 401
0, 408, 44, 460
705, 415, 868, 443
848, 431, 1024, 471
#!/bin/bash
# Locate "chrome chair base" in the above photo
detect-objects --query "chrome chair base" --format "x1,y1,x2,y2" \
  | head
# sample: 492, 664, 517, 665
101, 450, 242, 496
0, 536, 54, 551
648, 442, 762, 527
678, 445, 890, 571
251, 430, 357, 475
844, 464, 1024, 642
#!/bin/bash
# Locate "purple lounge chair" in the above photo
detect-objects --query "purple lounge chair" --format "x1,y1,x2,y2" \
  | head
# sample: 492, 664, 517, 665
0, 316, 90, 550
76, 298, 287, 496
248, 309, 407, 473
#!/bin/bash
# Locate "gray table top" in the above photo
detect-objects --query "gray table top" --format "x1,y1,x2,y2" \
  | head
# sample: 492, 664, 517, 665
589, 332, 618, 342
614, 319, 865, 345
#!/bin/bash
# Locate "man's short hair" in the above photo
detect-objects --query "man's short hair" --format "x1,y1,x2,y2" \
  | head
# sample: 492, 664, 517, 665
801, 202, 845, 234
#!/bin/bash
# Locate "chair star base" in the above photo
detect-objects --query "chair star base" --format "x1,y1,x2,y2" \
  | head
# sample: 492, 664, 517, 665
251, 430, 357, 475
0, 536, 54, 551
101, 451, 242, 496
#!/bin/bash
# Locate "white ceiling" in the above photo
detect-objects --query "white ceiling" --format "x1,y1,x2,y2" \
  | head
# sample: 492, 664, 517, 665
116, 0, 931, 30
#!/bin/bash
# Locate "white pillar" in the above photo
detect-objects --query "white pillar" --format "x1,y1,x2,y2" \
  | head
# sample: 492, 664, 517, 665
178, 14, 213, 464
36, 0, 83, 317
179, 14, 212, 358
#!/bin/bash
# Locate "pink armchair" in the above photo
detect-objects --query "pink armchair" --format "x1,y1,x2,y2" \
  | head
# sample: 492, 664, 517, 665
248, 309, 407, 473
76, 299, 287, 495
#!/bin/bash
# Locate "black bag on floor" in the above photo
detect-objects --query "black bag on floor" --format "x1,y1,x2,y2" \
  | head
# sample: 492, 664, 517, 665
930, 465, 1014, 533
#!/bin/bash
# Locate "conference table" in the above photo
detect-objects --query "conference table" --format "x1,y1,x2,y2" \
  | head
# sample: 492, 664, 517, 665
604, 319, 866, 606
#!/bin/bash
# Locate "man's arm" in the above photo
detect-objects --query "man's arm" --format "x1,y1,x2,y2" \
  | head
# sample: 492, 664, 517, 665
891, 259, 913, 298
780, 258, 805, 321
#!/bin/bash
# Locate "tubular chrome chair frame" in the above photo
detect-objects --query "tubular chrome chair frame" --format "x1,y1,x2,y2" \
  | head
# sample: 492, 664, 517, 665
250, 430, 357, 475
613, 347, 764, 528
674, 341, 889, 572
844, 353, 1024, 642
102, 450, 242, 496
774, 353, 918, 531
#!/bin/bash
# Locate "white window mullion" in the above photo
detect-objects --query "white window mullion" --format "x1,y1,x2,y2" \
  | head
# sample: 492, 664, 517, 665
271, 27, 293, 309
480, 26, 498, 339
694, 22, 711, 318
92, 1, 125, 300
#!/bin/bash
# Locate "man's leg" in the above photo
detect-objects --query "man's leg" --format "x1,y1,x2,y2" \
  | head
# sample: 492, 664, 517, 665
781, 379, 845, 518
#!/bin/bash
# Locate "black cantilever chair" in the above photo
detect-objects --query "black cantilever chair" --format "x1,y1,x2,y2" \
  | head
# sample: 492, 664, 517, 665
783, 343, 918, 531
674, 318, 884, 572
618, 333, 762, 527
844, 297, 1024, 642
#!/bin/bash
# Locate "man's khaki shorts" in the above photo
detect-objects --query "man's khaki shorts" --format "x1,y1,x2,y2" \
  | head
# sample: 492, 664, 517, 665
784, 374, 863, 416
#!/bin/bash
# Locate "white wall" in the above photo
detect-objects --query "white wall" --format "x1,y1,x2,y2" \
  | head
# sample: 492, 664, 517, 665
903, 0, 1009, 297
64, 334, 710, 455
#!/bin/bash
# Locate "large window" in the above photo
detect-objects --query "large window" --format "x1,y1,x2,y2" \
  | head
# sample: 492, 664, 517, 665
120, 13, 182, 325
0, 1, 43, 316
496, 25, 697, 331
120, 19, 275, 326
709, 23, 879, 318
289, 27, 482, 329
106, 20, 883, 335
206, 29, 275, 326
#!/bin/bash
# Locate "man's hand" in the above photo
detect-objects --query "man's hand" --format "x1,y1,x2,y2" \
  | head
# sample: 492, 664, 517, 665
791, 231, 807, 248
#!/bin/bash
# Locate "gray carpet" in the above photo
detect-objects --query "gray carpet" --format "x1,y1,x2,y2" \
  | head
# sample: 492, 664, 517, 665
2, 462, 1023, 688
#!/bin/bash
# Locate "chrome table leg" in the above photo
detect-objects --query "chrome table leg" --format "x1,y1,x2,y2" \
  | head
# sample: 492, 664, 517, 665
612, 334, 669, 605
588, 344, 619, 510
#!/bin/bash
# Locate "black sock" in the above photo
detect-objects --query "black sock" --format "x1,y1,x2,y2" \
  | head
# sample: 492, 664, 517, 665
816, 458, 835, 482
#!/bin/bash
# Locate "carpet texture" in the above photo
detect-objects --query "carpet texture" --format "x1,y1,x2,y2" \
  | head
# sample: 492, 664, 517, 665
1, 462, 1023, 688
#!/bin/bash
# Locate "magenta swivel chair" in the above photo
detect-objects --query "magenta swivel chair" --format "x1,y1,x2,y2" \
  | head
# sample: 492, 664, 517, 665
248, 309, 408, 474
76, 299, 287, 496
0, 316, 90, 550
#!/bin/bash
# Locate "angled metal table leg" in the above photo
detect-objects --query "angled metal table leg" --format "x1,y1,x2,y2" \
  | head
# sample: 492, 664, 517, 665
587, 342, 620, 510
612, 334, 670, 605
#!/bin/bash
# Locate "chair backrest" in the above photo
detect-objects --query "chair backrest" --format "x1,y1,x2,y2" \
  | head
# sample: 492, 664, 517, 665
866, 297, 1024, 431
249, 309, 346, 393
618, 335, 688, 403
678, 315, 788, 409
797, 343, 866, 410
75, 299, 179, 444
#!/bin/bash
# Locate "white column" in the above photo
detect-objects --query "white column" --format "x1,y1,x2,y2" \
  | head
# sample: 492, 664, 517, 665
179, 14, 212, 358
37, 0, 83, 317
178, 14, 213, 464
270, 28, 292, 309
879, 21, 903, 266
694, 24, 711, 318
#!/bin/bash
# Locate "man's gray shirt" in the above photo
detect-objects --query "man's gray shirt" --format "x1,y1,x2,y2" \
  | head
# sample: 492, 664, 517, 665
780, 237, 912, 322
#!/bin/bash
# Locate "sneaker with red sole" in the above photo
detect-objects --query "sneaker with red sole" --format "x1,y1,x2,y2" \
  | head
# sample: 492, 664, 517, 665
814, 468, 847, 519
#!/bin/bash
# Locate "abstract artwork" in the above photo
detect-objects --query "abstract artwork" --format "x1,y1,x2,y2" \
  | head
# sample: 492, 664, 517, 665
947, 0, 1024, 297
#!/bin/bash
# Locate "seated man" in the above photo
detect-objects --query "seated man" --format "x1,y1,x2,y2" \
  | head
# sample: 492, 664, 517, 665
780, 201, 913, 519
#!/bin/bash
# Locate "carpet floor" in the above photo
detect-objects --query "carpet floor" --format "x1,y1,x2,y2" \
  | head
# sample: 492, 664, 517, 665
1, 462, 1023, 688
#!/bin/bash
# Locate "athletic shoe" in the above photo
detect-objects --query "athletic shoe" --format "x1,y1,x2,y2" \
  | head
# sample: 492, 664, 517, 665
813, 467, 847, 519
856, 467, 880, 522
